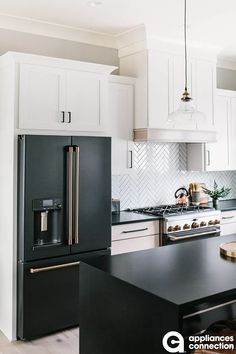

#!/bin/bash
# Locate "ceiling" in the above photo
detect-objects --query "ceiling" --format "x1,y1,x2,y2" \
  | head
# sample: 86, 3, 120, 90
0, 0, 235, 60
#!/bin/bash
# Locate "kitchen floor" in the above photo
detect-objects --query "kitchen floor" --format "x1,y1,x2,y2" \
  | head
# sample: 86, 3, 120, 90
0, 328, 79, 354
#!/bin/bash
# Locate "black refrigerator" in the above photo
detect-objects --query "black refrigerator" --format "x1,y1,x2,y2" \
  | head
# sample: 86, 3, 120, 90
17, 135, 111, 340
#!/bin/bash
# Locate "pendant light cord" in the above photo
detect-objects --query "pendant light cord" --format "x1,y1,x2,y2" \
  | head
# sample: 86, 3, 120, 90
184, 0, 188, 92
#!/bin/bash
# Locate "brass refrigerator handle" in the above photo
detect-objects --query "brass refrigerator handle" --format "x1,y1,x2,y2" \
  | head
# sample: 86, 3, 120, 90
30, 261, 80, 274
68, 146, 73, 246
74, 146, 79, 245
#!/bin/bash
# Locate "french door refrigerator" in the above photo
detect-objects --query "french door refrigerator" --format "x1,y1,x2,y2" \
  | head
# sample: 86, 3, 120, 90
17, 135, 111, 340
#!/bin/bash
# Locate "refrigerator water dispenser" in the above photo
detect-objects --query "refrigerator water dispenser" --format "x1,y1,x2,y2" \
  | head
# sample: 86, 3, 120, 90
33, 198, 62, 246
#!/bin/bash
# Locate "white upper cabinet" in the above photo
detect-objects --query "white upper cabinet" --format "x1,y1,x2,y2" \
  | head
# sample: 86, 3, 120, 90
19, 64, 66, 130
206, 94, 229, 171
108, 75, 135, 175
14, 52, 117, 132
229, 96, 236, 170
187, 90, 236, 171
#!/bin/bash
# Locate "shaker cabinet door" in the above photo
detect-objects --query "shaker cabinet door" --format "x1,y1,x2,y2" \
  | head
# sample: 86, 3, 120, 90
108, 81, 134, 174
66, 70, 107, 132
205, 95, 229, 171
19, 64, 66, 130
229, 97, 236, 170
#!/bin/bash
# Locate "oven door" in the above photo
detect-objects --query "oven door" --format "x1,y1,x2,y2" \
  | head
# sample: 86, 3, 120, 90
164, 227, 220, 245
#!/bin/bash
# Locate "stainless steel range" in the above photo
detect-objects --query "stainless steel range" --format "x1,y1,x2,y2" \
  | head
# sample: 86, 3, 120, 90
129, 205, 221, 246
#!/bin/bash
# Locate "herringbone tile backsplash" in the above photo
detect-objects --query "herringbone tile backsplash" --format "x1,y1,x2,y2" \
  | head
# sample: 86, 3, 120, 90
112, 143, 236, 210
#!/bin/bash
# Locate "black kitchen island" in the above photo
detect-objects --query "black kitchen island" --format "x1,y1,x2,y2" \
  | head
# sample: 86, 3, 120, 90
79, 234, 236, 354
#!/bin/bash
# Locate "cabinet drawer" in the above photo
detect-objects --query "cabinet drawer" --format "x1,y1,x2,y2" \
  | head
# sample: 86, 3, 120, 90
18, 258, 80, 340
182, 300, 236, 337
221, 211, 236, 224
112, 221, 159, 241
221, 223, 236, 236
111, 235, 159, 255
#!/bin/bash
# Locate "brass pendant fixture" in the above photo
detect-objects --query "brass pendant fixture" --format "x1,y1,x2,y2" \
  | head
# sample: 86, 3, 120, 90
168, 0, 205, 129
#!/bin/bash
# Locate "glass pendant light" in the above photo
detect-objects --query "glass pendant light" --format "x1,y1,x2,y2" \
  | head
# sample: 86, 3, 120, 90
168, 0, 205, 129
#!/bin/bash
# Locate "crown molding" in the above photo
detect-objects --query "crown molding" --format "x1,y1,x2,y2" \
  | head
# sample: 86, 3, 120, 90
117, 26, 221, 61
115, 25, 146, 49
0, 12, 116, 48
0, 12, 228, 63
217, 57, 236, 71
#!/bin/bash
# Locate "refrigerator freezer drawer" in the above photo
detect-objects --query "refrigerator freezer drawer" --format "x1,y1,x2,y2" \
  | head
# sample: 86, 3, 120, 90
18, 257, 80, 340
17, 250, 109, 340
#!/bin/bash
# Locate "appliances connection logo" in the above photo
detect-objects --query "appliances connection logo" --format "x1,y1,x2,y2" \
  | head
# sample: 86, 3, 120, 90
162, 331, 235, 353
162, 332, 185, 353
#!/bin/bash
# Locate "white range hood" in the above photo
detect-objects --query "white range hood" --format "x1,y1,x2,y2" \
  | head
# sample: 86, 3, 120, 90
133, 128, 217, 143
118, 29, 220, 144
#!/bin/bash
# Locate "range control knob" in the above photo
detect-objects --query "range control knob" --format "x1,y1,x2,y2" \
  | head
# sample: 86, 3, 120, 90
174, 225, 181, 231
168, 226, 174, 232
183, 224, 190, 230
192, 222, 199, 228
214, 219, 220, 225
200, 221, 207, 227
208, 220, 214, 225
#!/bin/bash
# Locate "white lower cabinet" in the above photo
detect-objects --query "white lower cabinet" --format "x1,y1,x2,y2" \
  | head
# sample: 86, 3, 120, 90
111, 221, 159, 255
221, 210, 236, 236
187, 89, 236, 171
108, 75, 135, 175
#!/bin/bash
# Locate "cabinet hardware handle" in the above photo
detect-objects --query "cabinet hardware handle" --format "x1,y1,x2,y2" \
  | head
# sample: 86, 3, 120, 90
222, 216, 235, 220
128, 150, 133, 169
168, 229, 218, 242
68, 111, 72, 123
206, 150, 211, 166
30, 261, 80, 274
68, 146, 73, 245
61, 111, 65, 123
122, 227, 148, 234
74, 146, 79, 245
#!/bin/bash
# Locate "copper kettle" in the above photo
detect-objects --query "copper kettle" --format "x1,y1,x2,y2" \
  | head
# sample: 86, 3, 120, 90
175, 187, 189, 205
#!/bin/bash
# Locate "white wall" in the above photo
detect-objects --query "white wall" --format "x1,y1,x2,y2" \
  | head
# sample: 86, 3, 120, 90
0, 28, 118, 66
0, 61, 16, 341
217, 67, 236, 91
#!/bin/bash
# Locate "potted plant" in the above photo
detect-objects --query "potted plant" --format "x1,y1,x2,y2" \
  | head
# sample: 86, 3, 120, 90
202, 180, 231, 208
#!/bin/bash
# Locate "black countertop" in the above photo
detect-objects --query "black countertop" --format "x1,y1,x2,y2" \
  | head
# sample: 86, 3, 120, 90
112, 200, 236, 225
87, 234, 236, 306
112, 211, 161, 225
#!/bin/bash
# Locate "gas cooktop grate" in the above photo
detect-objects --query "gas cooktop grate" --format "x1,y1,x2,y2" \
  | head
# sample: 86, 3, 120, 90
128, 204, 213, 217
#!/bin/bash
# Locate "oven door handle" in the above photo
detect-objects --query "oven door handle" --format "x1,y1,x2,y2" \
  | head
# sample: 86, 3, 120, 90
168, 229, 219, 242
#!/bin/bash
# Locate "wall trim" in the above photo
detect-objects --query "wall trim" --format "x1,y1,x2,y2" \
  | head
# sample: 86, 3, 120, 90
0, 13, 226, 62
217, 57, 236, 71
0, 12, 116, 48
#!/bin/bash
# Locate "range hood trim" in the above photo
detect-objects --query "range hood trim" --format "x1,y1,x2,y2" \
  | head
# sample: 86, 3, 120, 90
134, 128, 217, 143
